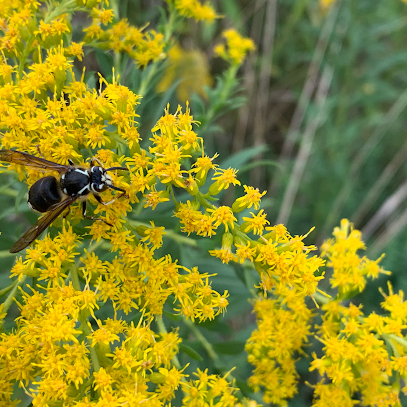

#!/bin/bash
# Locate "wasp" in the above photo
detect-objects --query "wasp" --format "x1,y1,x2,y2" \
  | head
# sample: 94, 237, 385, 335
0, 149, 129, 253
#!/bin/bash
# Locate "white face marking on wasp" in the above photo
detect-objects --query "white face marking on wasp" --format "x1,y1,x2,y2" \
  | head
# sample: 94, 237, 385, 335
104, 173, 113, 186
89, 166, 112, 192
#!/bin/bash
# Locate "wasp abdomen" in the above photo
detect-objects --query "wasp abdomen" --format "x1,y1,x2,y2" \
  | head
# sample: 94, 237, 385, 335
28, 176, 62, 212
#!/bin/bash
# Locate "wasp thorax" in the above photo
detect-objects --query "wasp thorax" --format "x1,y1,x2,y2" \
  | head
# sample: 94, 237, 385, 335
60, 167, 90, 197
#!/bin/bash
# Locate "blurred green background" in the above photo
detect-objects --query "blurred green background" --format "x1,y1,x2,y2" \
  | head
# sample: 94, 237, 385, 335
2, 0, 407, 405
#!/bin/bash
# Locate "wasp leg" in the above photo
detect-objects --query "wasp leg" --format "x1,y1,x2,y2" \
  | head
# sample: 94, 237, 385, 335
95, 188, 128, 205
82, 200, 112, 226
91, 157, 104, 168
68, 159, 75, 165
36, 145, 45, 159
108, 184, 129, 200
63, 206, 71, 218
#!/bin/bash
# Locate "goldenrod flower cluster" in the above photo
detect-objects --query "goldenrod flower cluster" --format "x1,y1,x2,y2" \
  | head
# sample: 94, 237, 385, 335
214, 29, 256, 66
310, 285, 407, 407
0, 1, 325, 406
321, 219, 388, 296
246, 220, 407, 406
246, 286, 313, 406
171, 0, 219, 22
156, 43, 213, 102
311, 220, 405, 407
83, 16, 165, 68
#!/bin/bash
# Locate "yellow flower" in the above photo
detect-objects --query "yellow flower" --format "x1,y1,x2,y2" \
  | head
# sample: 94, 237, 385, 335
143, 187, 170, 209
232, 185, 267, 212
94, 8, 114, 25
215, 29, 255, 65
208, 167, 241, 195
242, 209, 270, 235
156, 43, 213, 102
174, 0, 219, 22
207, 205, 236, 232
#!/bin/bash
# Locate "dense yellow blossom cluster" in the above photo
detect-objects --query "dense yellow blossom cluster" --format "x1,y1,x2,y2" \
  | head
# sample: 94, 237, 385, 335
311, 220, 406, 407
321, 219, 389, 296
214, 30, 256, 66
246, 286, 313, 405
6, 1, 402, 407
0, 1, 318, 406
156, 43, 213, 102
246, 220, 407, 407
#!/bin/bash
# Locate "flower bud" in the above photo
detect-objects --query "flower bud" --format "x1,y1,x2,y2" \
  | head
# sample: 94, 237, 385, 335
208, 181, 222, 196
149, 372, 166, 384
221, 232, 234, 249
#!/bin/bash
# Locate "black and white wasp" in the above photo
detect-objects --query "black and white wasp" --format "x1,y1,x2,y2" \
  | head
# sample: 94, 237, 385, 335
0, 149, 129, 253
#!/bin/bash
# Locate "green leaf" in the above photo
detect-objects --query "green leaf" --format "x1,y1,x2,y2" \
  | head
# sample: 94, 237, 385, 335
95, 49, 114, 77
179, 343, 203, 361
240, 159, 283, 174
198, 319, 234, 335
0, 203, 30, 221
163, 309, 183, 321
212, 341, 245, 355
15, 186, 27, 214
219, 145, 269, 171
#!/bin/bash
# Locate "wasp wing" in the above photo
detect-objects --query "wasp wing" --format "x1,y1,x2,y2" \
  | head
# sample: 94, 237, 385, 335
10, 196, 77, 253
0, 150, 69, 173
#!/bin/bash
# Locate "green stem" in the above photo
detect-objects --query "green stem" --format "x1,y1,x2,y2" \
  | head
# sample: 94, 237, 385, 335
0, 187, 18, 197
313, 291, 330, 305
45, 0, 78, 23
164, 8, 176, 43
0, 250, 18, 259
183, 317, 243, 400
110, 0, 120, 20
202, 64, 239, 128
168, 185, 179, 206
18, 36, 36, 78
70, 265, 101, 373
114, 52, 121, 78
137, 63, 158, 97
0, 279, 19, 297
388, 334, 407, 351
137, 8, 176, 97
196, 191, 217, 210
183, 318, 218, 360
0, 275, 27, 331
1, 275, 26, 314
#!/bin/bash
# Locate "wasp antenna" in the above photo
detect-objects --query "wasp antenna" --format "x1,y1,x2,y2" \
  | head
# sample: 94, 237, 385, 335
36, 145, 45, 159
108, 184, 126, 194
105, 166, 129, 172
